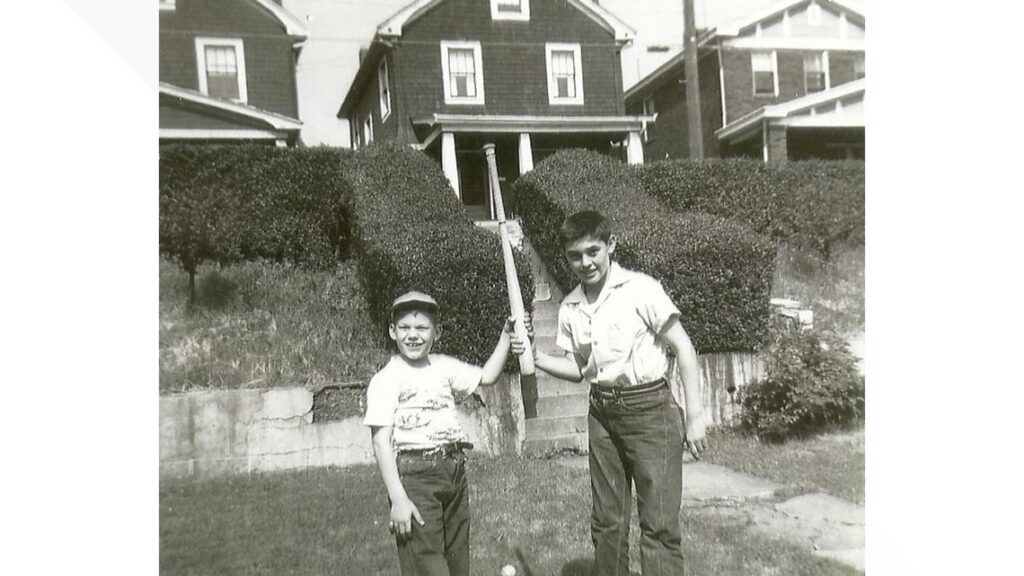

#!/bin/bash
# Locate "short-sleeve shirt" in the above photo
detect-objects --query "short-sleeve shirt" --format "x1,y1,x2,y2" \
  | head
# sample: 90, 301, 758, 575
362, 354, 483, 451
557, 262, 681, 390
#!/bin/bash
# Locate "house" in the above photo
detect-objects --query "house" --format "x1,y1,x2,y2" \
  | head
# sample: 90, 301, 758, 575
159, 0, 308, 146
337, 0, 650, 219
624, 0, 865, 162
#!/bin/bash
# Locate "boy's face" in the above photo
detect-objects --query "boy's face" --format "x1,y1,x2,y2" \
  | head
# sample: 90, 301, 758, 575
389, 310, 439, 362
563, 234, 616, 288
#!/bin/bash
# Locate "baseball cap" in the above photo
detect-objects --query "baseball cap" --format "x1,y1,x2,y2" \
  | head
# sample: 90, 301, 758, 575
390, 291, 439, 313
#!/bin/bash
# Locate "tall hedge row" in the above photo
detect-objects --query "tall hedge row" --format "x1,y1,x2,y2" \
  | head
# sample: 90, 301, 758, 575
513, 149, 775, 353
159, 145, 353, 289
348, 142, 535, 367
640, 158, 864, 258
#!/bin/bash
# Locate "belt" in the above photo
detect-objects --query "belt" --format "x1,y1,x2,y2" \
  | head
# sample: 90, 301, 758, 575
398, 442, 473, 458
590, 378, 667, 400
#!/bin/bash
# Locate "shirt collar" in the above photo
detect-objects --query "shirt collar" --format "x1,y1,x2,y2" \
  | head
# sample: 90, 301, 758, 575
564, 262, 632, 305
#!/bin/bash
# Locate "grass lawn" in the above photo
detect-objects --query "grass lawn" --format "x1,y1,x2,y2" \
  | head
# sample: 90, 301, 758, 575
772, 242, 864, 338
706, 427, 865, 504
159, 259, 387, 395
161, 459, 859, 576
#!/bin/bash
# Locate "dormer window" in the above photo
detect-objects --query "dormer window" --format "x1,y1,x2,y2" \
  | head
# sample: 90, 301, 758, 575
491, 0, 529, 21
195, 38, 248, 103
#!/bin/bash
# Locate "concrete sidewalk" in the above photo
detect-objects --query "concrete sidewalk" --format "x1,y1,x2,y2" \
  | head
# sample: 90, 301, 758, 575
556, 456, 865, 572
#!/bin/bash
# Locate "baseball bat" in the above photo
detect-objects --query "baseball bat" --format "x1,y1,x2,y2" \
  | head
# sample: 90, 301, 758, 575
482, 144, 538, 419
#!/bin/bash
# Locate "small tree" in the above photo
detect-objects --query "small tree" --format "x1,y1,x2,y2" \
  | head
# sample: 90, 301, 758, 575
159, 183, 231, 300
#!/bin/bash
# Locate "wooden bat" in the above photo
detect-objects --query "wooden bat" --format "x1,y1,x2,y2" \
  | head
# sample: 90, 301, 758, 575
482, 144, 538, 419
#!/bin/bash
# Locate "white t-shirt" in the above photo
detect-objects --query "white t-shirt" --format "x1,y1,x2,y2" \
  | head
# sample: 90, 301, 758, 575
362, 354, 483, 451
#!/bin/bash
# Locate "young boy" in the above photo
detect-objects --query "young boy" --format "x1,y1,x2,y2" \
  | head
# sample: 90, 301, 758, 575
512, 210, 708, 576
363, 290, 514, 576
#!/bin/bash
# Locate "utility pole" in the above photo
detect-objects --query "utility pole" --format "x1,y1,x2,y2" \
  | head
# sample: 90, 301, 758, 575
683, 0, 704, 159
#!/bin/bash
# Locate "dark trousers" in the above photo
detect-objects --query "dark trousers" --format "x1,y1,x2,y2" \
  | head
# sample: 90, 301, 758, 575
588, 386, 686, 576
394, 450, 470, 576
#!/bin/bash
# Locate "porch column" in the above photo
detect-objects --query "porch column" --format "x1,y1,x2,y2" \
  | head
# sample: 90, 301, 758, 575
441, 132, 461, 198
626, 130, 645, 165
518, 133, 534, 174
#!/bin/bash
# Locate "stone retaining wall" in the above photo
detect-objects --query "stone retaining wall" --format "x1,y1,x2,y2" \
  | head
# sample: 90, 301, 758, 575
160, 374, 525, 479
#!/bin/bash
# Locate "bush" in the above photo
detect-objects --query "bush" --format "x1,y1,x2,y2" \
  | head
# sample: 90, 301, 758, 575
348, 142, 534, 367
159, 145, 354, 295
640, 158, 864, 258
513, 149, 775, 353
738, 329, 864, 442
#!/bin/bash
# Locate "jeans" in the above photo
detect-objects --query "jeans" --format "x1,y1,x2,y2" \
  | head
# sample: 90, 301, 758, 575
394, 450, 470, 576
588, 386, 685, 576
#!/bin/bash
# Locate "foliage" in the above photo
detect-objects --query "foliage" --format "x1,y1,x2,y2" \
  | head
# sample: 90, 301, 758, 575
159, 145, 354, 295
513, 149, 775, 353
159, 258, 386, 393
640, 158, 864, 258
738, 328, 864, 442
347, 142, 534, 367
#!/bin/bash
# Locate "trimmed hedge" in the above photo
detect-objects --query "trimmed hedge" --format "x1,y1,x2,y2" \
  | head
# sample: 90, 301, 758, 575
640, 158, 864, 258
513, 149, 775, 353
348, 142, 534, 367
159, 145, 353, 291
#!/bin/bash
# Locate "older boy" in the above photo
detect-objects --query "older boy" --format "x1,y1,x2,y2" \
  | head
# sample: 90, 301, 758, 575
513, 210, 707, 576
363, 291, 514, 576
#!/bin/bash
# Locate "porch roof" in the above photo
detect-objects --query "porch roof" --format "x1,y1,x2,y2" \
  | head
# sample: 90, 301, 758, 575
160, 82, 303, 131
715, 79, 864, 143
410, 113, 652, 149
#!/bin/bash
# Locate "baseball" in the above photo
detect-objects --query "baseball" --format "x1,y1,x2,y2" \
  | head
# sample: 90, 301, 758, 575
500, 565, 516, 576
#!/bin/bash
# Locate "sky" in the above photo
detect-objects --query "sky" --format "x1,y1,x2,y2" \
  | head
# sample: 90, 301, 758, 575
282, 0, 859, 147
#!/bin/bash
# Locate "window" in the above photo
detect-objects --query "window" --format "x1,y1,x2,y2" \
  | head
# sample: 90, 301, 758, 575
491, 0, 529, 21
751, 51, 777, 96
195, 38, 247, 102
642, 96, 656, 142
808, 2, 822, 26
378, 59, 391, 121
159, 0, 176, 11
853, 55, 865, 80
804, 52, 828, 93
545, 43, 584, 105
440, 41, 485, 105
363, 115, 373, 145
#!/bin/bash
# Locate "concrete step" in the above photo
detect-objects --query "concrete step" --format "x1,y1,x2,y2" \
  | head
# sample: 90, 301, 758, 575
535, 392, 590, 418
524, 414, 588, 439
536, 375, 590, 397
523, 433, 589, 456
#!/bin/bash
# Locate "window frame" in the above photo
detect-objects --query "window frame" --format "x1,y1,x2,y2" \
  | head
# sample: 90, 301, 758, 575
378, 59, 392, 121
545, 42, 584, 106
440, 40, 485, 105
750, 51, 779, 97
195, 37, 248, 103
159, 0, 176, 11
803, 51, 830, 93
853, 55, 865, 80
490, 0, 529, 21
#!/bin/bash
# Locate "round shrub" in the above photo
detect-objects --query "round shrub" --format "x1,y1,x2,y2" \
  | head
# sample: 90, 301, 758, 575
738, 329, 864, 442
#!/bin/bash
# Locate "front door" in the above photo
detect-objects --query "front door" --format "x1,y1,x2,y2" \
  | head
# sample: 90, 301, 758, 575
457, 151, 489, 220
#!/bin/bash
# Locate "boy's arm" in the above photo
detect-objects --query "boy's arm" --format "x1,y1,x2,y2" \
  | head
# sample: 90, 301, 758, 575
479, 319, 514, 386
660, 317, 708, 457
534, 350, 584, 382
370, 425, 424, 539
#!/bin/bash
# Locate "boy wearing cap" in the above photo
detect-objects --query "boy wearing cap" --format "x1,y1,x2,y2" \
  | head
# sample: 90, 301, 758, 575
511, 210, 707, 576
363, 291, 515, 576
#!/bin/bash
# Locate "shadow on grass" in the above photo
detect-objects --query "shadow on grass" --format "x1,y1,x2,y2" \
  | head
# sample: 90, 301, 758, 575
559, 557, 640, 576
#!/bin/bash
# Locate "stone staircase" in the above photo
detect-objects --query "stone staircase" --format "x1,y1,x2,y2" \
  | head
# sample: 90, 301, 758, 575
476, 219, 590, 456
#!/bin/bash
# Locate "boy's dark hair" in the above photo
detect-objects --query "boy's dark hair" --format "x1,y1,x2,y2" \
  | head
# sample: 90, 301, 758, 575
558, 210, 613, 247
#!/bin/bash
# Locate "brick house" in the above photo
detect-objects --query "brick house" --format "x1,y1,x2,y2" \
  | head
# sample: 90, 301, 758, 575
624, 0, 864, 163
337, 0, 651, 219
159, 0, 307, 146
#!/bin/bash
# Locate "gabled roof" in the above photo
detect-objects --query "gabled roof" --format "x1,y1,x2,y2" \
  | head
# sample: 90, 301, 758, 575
623, 28, 717, 104
250, 0, 308, 38
715, 78, 864, 141
376, 0, 634, 42
160, 82, 302, 130
716, 0, 863, 37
